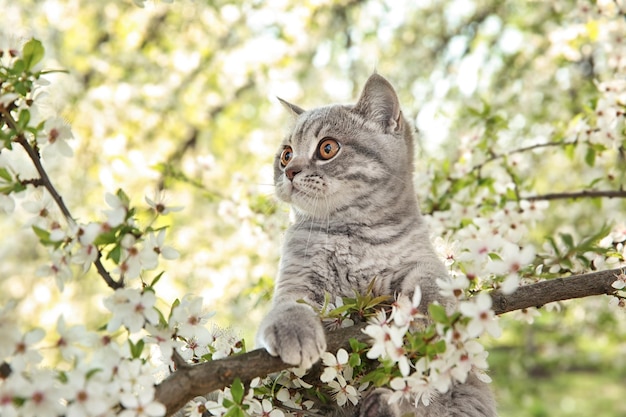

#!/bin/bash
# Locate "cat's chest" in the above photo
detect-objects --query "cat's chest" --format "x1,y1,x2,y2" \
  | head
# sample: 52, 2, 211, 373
307, 230, 411, 295
322, 233, 399, 269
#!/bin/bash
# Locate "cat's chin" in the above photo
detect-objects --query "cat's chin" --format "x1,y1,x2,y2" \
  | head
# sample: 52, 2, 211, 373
290, 199, 335, 219
278, 185, 336, 217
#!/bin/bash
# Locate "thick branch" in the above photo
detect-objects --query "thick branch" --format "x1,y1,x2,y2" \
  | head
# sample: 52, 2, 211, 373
491, 267, 622, 314
155, 324, 368, 416
155, 267, 624, 416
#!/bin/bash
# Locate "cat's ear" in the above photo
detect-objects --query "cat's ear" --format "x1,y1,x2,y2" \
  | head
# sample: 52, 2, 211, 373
277, 97, 305, 117
353, 73, 402, 132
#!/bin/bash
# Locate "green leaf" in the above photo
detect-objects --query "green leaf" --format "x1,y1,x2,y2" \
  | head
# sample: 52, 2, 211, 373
32, 225, 50, 241
585, 147, 596, 167
428, 303, 449, 325
14, 81, 28, 96
57, 370, 68, 383
149, 271, 165, 288
224, 406, 245, 417
230, 378, 244, 404
128, 339, 145, 359
0, 167, 13, 182
17, 109, 30, 130
116, 188, 131, 207
349, 352, 361, 367
154, 307, 168, 327
12, 59, 25, 75
349, 337, 367, 353
359, 366, 394, 386
85, 368, 102, 379
31, 225, 59, 247
107, 244, 122, 264
428, 339, 447, 355
22, 39, 45, 71
169, 298, 180, 319
94, 229, 118, 246
560, 233, 574, 249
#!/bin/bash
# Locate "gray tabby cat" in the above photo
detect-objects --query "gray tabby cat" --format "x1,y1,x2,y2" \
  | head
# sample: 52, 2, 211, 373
257, 73, 497, 417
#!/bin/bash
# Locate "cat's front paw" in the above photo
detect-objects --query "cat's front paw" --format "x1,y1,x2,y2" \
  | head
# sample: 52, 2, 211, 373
358, 388, 400, 417
257, 303, 327, 369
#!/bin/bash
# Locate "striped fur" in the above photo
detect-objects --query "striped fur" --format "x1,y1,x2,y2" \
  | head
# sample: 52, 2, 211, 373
257, 74, 497, 417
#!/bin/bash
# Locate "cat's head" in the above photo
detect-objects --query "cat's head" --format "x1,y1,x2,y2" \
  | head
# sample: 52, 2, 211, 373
274, 73, 415, 219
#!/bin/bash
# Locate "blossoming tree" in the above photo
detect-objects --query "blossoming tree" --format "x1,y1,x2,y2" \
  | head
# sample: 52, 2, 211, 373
1, 0, 625, 416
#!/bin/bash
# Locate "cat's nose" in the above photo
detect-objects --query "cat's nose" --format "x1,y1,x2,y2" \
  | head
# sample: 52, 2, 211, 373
285, 167, 301, 181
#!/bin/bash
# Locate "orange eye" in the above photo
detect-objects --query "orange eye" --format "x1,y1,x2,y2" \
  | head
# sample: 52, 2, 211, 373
280, 146, 293, 167
317, 138, 340, 160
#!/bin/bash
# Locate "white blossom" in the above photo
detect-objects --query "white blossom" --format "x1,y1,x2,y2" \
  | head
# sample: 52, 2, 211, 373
103, 192, 128, 227
116, 234, 143, 280
488, 242, 536, 294
327, 374, 359, 406
320, 348, 351, 383
7, 327, 44, 372
388, 375, 433, 407
145, 324, 179, 365
55, 316, 95, 361
38, 116, 74, 159
436, 274, 470, 299
145, 193, 183, 215
117, 359, 158, 395
104, 288, 160, 333
119, 389, 165, 417
23, 193, 56, 228
390, 286, 424, 327
65, 369, 114, 417
140, 229, 179, 270
248, 398, 285, 417
611, 272, 626, 290
170, 295, 215, 345
20, 371, 66, 417
459, 293, 502, 338
36, 247, 73, 290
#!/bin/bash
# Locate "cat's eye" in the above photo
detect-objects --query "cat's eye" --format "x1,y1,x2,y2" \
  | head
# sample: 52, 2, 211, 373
280, 146, 293, 167
317, 138, 340, 160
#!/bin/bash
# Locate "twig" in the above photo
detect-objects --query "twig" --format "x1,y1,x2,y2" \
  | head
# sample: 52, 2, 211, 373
13, 134, 74, 221
471, 140, 577, 174
0, 107, 122, 290
154, 267, 624, 416
523, 189, 626, 201
0, 361, 11, 379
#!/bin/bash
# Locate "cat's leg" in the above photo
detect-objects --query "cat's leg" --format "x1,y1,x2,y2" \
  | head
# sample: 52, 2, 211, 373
357, 373, 497, 417
437, 372, 497, 417
357, 388, 401, 417
257, 300, 327, 369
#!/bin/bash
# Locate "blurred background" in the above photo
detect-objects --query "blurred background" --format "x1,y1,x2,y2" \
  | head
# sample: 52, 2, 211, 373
1, 0, 625, 415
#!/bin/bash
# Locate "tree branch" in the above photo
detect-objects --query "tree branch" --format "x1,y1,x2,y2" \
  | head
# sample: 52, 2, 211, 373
490, 267, 622, 314
154, 267, 624, 416
0, 107, 123, 290
470, 140, 577, 174
523, 189, 626, 201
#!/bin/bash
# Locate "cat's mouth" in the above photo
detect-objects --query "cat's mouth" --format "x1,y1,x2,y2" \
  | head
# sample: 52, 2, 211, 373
285, 175, 333, 212
290, 175, 327, 196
